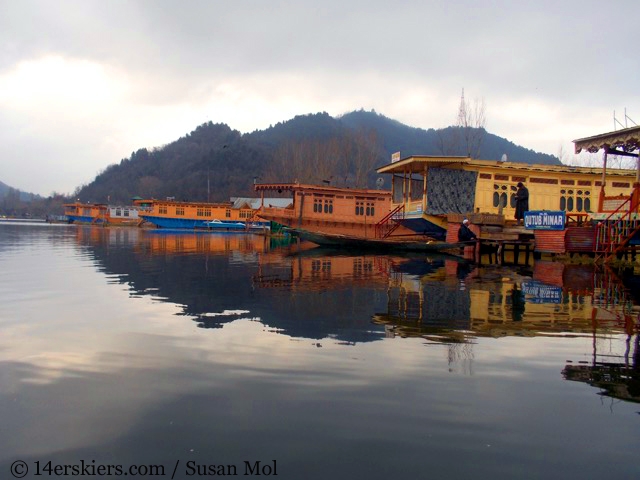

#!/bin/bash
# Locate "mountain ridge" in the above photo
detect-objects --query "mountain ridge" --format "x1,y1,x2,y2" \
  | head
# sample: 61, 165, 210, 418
4, 110, 561, 207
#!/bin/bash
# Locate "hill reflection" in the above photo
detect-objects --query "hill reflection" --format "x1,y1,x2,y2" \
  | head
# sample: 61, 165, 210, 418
72, 226, 640, 404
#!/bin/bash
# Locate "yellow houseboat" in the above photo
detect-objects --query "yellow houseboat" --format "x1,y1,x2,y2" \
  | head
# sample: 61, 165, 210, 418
375, 154, 639, 240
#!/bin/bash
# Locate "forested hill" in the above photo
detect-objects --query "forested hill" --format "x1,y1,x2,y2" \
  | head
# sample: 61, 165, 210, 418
74, 110, 560, 204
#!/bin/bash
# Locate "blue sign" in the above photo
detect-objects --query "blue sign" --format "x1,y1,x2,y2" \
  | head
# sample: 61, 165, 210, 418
523, 210, 566, 230
521, 281, 563, 304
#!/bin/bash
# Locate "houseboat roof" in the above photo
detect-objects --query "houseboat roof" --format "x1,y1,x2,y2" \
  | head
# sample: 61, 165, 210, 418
254, 183, 391, 196
144, 199, 234, 207
376, 155, 471, 174
231, 197, 292, 209
376, 155, 637, 177
573, 125, 640, 154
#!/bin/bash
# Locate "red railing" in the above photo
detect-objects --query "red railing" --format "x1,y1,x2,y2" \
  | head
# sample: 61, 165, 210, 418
594, 187, 640, 263
375, 204, 405, 239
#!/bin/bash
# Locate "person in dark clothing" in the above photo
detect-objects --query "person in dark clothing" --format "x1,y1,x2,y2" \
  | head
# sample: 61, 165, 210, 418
515, 182, 529, 225
458, 219, 477, 242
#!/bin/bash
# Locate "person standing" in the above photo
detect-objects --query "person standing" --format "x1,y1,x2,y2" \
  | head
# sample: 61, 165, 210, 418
515, 182, 529, 226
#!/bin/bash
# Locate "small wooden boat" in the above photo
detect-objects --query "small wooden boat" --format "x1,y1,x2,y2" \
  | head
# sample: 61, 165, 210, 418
296, 229, 471, 253
205, 219, 247, 231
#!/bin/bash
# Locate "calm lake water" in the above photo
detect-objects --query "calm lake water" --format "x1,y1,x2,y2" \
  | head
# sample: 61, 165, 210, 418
1, 221, 639, 479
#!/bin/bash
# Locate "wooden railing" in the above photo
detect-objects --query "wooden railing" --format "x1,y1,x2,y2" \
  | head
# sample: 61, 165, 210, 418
594, 188, 640, 263
374, 204, 405, 239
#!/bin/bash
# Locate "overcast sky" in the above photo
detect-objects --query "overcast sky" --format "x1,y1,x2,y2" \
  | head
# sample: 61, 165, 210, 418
1, 0, 638, 196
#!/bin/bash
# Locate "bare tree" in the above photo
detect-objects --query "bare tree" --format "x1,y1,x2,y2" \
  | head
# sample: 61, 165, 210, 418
456, 88, 486, 158
350, 128, 380, 188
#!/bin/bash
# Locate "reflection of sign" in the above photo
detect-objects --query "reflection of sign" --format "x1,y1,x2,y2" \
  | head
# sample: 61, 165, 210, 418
522, 281, 562, 303
391, 151, 401, 163
524, 210, 566, 230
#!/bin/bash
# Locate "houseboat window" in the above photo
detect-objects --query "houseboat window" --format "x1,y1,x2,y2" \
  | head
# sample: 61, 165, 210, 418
568, 190, 573, 195
410, 178, 423, 201
576, 197, 583, 212
83, 208, 91, 216
159, 206, 168, 214
500, 193, 507, 207
123, 210, 129, 217
510, 193, 516, 208
176, 207, 185, 216
577, 190, 582, 195
204, 209, 211, 217
560, 197, 566, 211
367, 203, 375, 216
584, 198, 591, 211
567, 197, 574, 211
560, 190, 566, 194
116, 208, 122, 216
355, 201, 364, 216
493, 184, 499, 190
225, 209, 231, 218
493, 192, 500, 207
392, 175, 403, 203
510, 185, 517, 191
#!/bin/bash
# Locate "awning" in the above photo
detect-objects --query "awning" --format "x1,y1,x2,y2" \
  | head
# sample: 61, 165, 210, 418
573, 126, 640, 154
376, 156, 471, 175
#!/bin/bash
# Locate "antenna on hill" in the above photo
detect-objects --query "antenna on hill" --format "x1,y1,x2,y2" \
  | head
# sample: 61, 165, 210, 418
376, 177, 384, 189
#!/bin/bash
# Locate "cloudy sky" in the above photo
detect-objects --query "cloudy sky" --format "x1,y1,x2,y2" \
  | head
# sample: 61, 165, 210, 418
1, 0, 638, 196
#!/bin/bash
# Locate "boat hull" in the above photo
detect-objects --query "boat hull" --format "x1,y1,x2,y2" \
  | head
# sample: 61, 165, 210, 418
141, 215, 270, 231
296, 229, 469, 253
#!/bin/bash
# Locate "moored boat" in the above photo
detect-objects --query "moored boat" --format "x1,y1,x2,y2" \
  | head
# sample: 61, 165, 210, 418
205, 219, 246, 231
136, 197, 288, 231
64, 202, 146, 226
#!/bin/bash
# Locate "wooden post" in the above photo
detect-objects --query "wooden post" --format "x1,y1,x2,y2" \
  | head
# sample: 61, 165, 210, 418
598, 149, 608, 212
422, 166, 428, 214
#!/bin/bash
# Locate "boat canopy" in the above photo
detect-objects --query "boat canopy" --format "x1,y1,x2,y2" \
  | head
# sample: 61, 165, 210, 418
376, 156, 470, 175
573, 125, 640, 155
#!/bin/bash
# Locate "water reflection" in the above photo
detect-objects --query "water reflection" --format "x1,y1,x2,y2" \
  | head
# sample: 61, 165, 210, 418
72, 226, 640, 346
2, 223, 640, 479
11, 224, 640, 402
74, 227, 640, 406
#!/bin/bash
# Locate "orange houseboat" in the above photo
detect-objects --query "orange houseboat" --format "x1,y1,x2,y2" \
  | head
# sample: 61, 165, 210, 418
254, 183, 418, 242
135, 197, 279, 230
64, 202, 147, 226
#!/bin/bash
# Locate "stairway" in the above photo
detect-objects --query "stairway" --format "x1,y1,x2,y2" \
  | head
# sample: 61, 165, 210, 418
375, 204, 405, 239
594, 188, 640, 263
